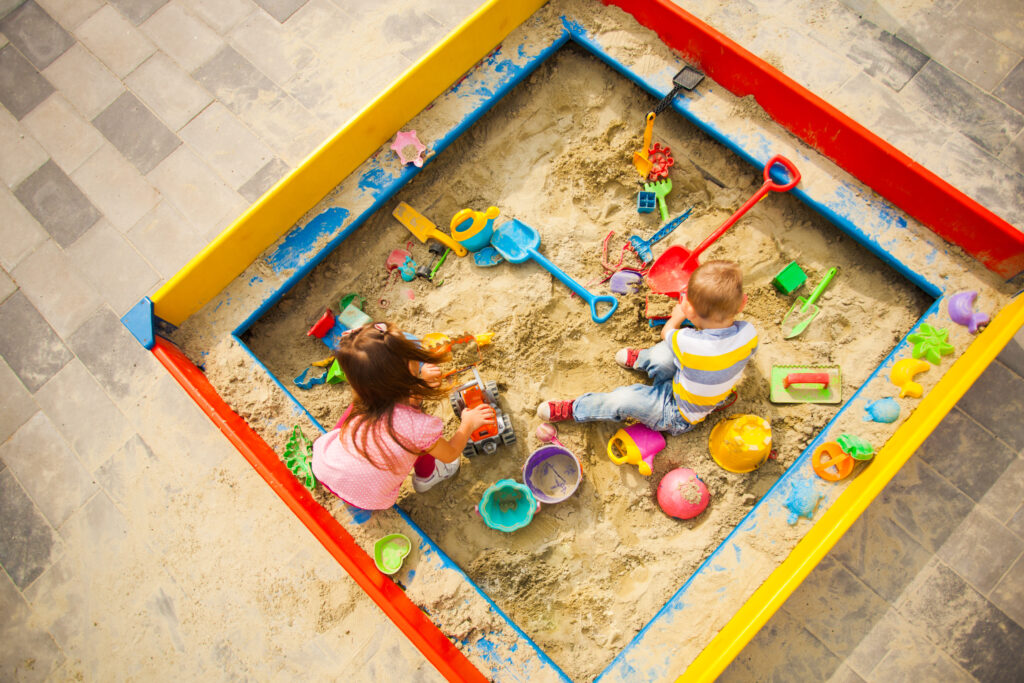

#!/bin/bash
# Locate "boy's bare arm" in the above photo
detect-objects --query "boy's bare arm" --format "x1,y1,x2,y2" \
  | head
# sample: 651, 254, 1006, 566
661, 302, 687, 340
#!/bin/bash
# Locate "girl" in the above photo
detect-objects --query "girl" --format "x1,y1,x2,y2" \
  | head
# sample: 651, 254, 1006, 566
312, 322, 495, 510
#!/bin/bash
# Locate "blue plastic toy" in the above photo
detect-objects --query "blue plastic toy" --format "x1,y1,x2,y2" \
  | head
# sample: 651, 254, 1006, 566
785, 480, 823, 525
637, 191, 657, 214
863, 397, 900, 423
294, 367, 327, 389
398, 255, 417, 282
478, 479, 539, 532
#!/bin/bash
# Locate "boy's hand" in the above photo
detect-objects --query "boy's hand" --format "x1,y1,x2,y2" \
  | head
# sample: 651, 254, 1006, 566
460, 404, 496, 431
418, 362, 442, 387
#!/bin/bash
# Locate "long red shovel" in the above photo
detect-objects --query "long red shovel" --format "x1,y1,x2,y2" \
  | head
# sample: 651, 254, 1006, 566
647, 155, 801, 298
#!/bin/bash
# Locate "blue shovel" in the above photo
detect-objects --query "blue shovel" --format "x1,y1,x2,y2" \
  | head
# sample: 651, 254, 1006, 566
628, 207, 693, 264
490, 219, 618, 323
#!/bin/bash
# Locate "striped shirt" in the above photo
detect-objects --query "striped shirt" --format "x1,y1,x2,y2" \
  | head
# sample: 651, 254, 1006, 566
670, 321, 758, 424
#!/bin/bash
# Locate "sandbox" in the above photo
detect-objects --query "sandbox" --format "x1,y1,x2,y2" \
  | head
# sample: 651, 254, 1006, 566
123, 1, 1024, 680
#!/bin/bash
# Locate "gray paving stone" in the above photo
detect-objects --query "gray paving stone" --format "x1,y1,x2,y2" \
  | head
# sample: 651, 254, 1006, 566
92, 91, 181, 174
11, 239, 102, 338
0, 105, 48, 186
22, 492, 183, 673
420, 0, 483, 30
980, 457, 1024, 526
14, 159, 100, 247
957, 359, 1024, 453
934, 131, 1024, 230
125, 200, 208, 278
1009, 501, 1024, 536
938, 507, 1023, 595
0, 267, 13, 302
719, 608, 846, 682
955, 0, 1024, 54
0, 44, 54, 119
21, 93, 104, 173
180, 102, 273, 188
121, 373, 233, 478
0, 1, 71, 70
0, 357, 36, 444
869, 456, 975, 553
192, 44, 285, 117
95, 433, 172, 509
0, 570, 65, 681
897, 560, 1024, 681
74, 5, 155, 78
990, 554, 1024, 629
844, 22, 928, 92
229, 9, 315, 87
0, 467, 63, 589
239, 156, 289, 203
178, 0, 253, 34
995, 325, 1024, 378
916, 407, 1015, 502
253, 0, 307, 23
41, 43, 123, 119
831, 504, 933, 603
905, 60, 1024, 157
107, 0, 167, 26
70, 143, 160, 233
146, 146, 247, 239
65, 305, 162, 408
125, 52, 211, 132
0, 290, 72, 392
782, 554, 890, 659
1, 411, 96, 528
140, 3, 222, 74
870, 644, 974, 682
241, 93, 331, 167
35, 360, 133, 471
33, 0, 103, 31
842, 605, 958, 680
0, 183, 47, 270
896, 7, 1020, 92
824, 664, 866, 683
66, 220, 160, 316
994, 59, 1024, 117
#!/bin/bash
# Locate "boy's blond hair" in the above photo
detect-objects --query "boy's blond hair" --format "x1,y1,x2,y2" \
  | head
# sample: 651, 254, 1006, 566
686, 260, 744, 320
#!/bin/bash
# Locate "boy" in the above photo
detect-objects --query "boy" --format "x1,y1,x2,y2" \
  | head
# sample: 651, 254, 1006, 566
537, 260, 757, 435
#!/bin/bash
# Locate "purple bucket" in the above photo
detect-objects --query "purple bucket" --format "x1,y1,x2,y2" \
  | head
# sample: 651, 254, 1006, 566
522, 445, 582, 504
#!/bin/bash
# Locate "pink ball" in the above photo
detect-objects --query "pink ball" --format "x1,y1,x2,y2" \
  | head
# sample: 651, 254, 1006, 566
657, 468, 710, 520
535, 422, 559, 443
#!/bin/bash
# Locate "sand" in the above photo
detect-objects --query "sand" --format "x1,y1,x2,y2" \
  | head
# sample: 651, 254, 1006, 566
223, 43, 929, 680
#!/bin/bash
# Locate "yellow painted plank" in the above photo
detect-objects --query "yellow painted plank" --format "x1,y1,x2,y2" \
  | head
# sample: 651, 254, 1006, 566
151, 0, 547, 326
680, 293, 1024, 682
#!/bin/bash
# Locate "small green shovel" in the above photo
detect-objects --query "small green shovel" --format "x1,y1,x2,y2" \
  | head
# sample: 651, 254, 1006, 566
781, 267, 837, 338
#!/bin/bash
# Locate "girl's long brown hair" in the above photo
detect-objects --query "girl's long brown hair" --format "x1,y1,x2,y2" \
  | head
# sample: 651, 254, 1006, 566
335, 323, 449, 473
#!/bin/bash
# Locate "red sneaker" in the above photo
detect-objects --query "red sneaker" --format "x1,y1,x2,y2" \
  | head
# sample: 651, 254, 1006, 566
615, 348, 641, 369
536, 400, 574, 422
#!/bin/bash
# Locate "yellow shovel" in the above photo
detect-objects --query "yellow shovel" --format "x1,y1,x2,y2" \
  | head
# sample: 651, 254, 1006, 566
633, 112, 656, 179
392, 202, 467, 257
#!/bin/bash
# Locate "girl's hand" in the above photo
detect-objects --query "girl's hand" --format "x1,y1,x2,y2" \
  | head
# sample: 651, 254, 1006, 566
418, 362, 443, 387
460, 404, 495, 432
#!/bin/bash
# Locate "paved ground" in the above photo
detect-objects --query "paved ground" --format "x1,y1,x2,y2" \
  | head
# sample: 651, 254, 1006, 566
0, 0, 1021, 680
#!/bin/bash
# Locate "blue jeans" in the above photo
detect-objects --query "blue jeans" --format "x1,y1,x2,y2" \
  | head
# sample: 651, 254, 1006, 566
572, 341, 695, 435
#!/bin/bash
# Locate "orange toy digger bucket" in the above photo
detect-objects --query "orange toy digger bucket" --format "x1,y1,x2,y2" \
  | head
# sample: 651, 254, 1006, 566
647, 155, 801, 297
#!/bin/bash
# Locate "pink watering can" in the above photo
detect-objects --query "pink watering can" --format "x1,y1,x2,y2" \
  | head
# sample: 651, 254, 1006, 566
606, 424, 667, 476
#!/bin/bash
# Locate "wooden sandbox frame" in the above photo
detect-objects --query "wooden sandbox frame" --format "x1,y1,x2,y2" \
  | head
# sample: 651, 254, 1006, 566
122, 1, 1024, 680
